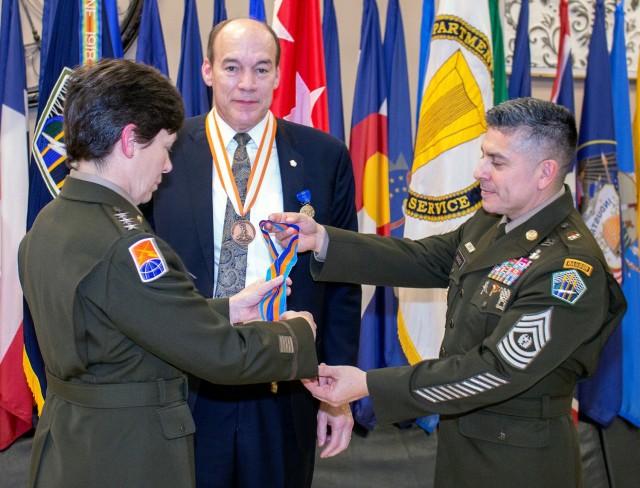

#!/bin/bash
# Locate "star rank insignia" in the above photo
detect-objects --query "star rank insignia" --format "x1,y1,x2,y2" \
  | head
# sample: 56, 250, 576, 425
114, 210, 140, 231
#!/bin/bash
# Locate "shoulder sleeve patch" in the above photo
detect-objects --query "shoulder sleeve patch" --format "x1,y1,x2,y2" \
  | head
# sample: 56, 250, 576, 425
563, 258, 593, 277
128, 237, 168, 283
551, 270, 587, 304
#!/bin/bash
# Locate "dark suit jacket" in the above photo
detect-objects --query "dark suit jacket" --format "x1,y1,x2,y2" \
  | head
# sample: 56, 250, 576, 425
152, 115, 361, 448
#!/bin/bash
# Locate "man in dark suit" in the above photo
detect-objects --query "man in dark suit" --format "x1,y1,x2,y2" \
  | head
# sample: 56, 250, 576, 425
152, 18, 361, 488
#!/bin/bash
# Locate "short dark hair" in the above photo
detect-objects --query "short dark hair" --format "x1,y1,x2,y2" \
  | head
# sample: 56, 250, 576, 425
64, 58, 185, 167
206, 19, 281, 67
485, 97, 577, 179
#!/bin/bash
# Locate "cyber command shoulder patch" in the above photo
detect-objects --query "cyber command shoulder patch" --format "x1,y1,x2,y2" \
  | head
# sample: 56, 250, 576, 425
129, 238, 168, 283
563, 258, 593, 277
551, 269, 587, 304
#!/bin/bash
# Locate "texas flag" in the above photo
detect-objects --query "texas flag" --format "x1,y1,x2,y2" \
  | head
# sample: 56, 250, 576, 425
271, 0, 329, 131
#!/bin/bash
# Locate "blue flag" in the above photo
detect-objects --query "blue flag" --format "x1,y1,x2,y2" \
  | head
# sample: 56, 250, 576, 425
177, 0, 210, 117
416, 0, 435, 128
384, 0, 412, 239
322, 0, 345, 141
25, 1, 81, 414
611, 0, 640, 428
381, 0, 414, 430
104, 0, 123, 58
249, 0, 266, 22
39, 0, 59, 97
25, 0, 115, 416
349, 0, 391, 430
508, 0, 530, 99
214, 0, 227, 25
135, 0, 169, 76
576, 0, 622, 427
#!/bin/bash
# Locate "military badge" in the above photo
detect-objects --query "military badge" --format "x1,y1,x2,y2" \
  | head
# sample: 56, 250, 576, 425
563, 258, 593, 277
488, 257, 532, 286
480, 280, 512, 311
526, 230, 538, 241
528, 249, 542, 260
497, 308, 552, 369
551, 270, 587, 304
129, 238, 168, 283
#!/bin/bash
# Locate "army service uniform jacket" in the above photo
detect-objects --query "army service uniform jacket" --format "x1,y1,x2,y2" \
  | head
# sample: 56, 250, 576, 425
18, 177, 318, 488
311, 190, 626, 488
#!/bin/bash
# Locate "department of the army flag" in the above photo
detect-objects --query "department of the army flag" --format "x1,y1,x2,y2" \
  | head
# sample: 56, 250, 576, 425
398, 0, 493, 367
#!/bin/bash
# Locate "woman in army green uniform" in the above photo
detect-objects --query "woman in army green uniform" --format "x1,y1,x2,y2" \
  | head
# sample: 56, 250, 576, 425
18, 59, 322, 488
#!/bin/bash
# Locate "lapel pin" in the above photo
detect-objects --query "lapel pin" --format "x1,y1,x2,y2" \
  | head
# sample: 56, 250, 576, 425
526, 230, 538, 241
290, 159, 297, 167
465, 242, 475, 253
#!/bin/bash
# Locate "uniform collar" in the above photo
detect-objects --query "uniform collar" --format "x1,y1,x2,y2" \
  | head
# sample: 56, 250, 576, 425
505, 186, 565, 234
69, 169, 139, 209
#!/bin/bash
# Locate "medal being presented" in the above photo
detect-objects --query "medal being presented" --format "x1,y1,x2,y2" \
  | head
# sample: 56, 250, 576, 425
231, 219, 256, 245
206, 109, 278, 247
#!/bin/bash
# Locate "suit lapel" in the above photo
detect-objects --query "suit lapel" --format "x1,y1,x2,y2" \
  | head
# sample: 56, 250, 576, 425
275, 120, 305, 212
186, 119, 216, 284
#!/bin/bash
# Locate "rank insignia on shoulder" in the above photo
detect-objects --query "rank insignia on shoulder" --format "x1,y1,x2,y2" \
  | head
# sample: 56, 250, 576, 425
114, 210, 140, 231
563, 258, 593, 277
488, 257, 532, 286
551, 270, 587, 304
129, 238, 168, 283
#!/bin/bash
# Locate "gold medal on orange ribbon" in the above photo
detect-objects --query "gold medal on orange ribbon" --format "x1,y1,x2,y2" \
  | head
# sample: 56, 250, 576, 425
206, 109, 278, 247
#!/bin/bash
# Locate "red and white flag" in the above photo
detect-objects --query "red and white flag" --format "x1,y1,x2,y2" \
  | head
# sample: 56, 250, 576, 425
271, 0, 329, 131
0, 0, 33, 449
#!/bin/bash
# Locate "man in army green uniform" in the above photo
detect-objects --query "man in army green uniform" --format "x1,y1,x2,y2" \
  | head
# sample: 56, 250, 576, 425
269, 98, 626, 487
18, 59, 323, 488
